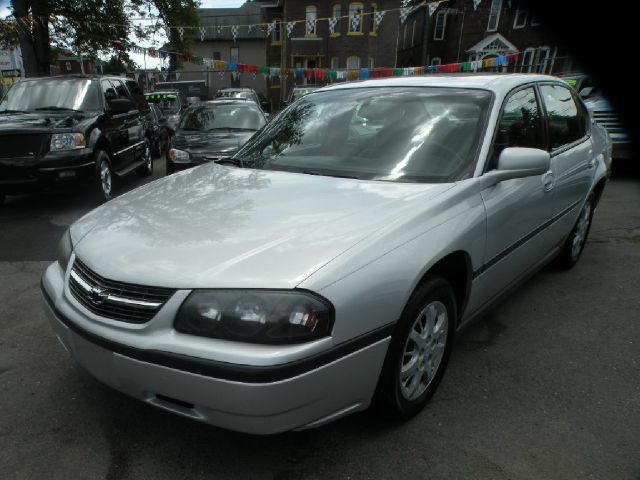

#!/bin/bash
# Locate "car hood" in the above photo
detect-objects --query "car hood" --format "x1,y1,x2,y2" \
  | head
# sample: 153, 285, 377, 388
172, 130, 255, 157
72, 164, 452, 289
0, 111, 96, 132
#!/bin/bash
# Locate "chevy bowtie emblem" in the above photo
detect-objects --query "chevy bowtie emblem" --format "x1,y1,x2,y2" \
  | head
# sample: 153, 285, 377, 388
89, 286, 108, 305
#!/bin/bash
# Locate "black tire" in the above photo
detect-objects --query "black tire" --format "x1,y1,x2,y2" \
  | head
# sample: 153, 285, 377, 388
151, 137, 162, 159
94, 150, 114, 203
554, 194, 594, 270
374, 275, 456, 419
137, 140, 153, 177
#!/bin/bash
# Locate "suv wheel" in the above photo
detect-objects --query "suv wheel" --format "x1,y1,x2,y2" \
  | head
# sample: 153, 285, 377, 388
95, 151, 114, 202
374, 275, 456, 419
138, 140, 153, 177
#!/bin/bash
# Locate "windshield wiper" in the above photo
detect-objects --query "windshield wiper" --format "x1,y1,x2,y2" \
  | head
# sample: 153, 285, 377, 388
302, 170, 360, 180
213, 158, 244, 167
33, 106, 82, 112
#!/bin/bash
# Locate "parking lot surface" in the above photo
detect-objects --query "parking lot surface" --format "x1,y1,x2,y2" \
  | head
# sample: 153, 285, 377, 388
1, 159, 639, 480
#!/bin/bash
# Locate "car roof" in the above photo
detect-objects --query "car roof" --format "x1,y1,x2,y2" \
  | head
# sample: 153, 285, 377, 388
204, 99, 258, 106
318, 74, 566, 95
218, 87, 254, 92
145, 90, 181, 95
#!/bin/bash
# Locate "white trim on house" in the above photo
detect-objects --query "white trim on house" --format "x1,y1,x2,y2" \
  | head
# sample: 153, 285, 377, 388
466, 33, 517, 61
513, 4, 527, 29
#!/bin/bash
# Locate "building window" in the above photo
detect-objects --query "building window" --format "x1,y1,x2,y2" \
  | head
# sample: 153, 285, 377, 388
513, 4, 527, 29
433, 11, 446, 40
331, 57, 339, 69
306, 6, 317, 35
230, 47, 239, 63
65, 61, 72, 71
348, 3, 363, 33
213, 51, 221, 60
520, 48, 534, 72
431, 57, 442, 66
272, 19, 282, 43
535, 46, 550, 73
347, 56, 360, 70
530, 15, 541, 26
332, 4, 342, 35
487, 0, 502, 32
371, 3, 379, 34
368, 57, 374, 69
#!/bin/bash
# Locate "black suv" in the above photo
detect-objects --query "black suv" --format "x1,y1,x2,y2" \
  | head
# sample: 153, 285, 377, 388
0, 75, 153, 204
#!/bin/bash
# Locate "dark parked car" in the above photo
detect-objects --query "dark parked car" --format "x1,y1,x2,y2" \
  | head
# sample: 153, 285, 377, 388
167, 99, 266, 175
146, 104, 172, 158
283, 86, 319, 107
215, 87, 270, 112
0, 75, 153, 204
144, 90, 188, 131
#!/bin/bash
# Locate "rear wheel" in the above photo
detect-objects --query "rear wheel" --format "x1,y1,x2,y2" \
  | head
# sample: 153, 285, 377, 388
555, 195, 594, 269
374, 275, 456, 419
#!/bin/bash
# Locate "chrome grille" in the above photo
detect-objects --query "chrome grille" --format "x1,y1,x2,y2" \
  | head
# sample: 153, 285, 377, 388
68, 258, 175, 323
592, 110, 626, 135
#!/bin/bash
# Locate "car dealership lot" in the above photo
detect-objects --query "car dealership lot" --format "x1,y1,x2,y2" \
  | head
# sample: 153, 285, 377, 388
0, 159, 638, 479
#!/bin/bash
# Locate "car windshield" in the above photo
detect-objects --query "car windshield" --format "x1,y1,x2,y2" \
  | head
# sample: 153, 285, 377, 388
145, 93, 180, 113
235, 87, 492, 183
0, 78, 101, 112
179, 103, 266, 131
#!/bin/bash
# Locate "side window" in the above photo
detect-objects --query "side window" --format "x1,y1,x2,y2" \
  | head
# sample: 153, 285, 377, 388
491, 86, 543, 167
540, 85, 585, 149
101, 80, 117, 103
126, 79, 149, 112
111, 79, 130, 100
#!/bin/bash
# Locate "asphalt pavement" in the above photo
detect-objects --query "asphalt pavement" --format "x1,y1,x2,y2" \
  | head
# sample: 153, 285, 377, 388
1, 158, 639, 480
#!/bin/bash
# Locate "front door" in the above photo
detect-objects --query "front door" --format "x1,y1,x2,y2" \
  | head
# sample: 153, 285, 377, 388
101, 80, 130, 172
471, 85, 555, 309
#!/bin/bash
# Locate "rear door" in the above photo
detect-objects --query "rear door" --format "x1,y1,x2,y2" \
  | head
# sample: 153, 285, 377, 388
473, 85, 555, 306
538, 83, 594, 244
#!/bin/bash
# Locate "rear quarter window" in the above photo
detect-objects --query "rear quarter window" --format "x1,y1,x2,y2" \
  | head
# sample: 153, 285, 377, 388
540, 84, 586, 149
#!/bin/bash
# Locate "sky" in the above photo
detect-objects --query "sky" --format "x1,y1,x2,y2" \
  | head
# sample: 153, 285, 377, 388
0, 0, 248, 70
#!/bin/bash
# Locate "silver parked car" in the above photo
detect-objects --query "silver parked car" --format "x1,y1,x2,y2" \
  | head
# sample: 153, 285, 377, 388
42, 75, 610, 434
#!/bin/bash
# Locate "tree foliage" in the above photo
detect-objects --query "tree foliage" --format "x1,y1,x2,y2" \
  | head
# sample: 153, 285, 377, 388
2, 0, 200, 77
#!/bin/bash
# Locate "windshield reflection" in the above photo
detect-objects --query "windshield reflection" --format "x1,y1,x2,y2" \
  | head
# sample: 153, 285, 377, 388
235, 87, 492, 183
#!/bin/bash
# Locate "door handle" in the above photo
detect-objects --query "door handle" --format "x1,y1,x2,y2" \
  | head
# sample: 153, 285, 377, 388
587, 155, 597, 169
542, 171, 554, 191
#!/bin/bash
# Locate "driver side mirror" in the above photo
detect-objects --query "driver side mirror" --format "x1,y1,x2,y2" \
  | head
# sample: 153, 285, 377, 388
486, 147, 550, 185
108, 98, 133, 115
579, 86, 593, 99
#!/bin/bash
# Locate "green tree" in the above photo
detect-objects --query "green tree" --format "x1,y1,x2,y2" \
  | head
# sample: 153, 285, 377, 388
2, 0, 200, 77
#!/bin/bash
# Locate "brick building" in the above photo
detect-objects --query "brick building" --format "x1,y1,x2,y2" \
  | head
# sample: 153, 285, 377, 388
397, 0, 574, 74
183, 2, 269, 100
260, 0, 402, 109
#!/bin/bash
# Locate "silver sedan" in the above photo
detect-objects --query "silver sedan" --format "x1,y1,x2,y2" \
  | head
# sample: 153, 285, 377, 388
41, 74, 611, 434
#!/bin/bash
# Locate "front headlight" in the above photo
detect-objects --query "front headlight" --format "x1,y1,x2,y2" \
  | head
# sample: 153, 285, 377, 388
167, 148, 191, 163
175, 290, 334, 344
57, 229, 73, 272
50, 133, 86, 151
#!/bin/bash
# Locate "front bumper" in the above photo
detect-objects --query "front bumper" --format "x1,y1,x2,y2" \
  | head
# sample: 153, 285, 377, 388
0, 148, 95, 194
41, 262, 390, 434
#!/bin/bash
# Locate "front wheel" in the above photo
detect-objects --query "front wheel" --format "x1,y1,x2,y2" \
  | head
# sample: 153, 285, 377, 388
137, 140, 153, 177
374, 275, 456, 419
94, 151, 114, 202
555, 195, 594, 269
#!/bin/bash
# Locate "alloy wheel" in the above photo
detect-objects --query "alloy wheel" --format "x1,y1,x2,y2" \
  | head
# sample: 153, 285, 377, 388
400, 300, 449, 401
571, 201, 592, 260
100, 160, 112, 198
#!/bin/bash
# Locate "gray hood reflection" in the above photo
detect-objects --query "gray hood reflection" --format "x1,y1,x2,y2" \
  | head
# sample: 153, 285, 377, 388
73, 164, 450, 289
